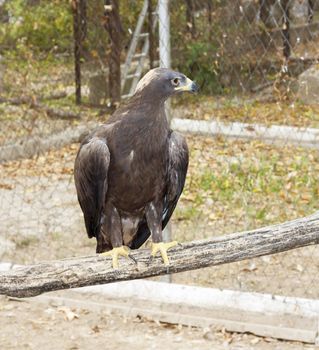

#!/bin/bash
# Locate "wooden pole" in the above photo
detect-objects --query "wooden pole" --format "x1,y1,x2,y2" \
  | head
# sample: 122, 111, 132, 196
1, 211, 319, 298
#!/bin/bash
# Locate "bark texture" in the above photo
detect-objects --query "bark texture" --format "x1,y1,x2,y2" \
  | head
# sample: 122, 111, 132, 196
103, 0, 123, 106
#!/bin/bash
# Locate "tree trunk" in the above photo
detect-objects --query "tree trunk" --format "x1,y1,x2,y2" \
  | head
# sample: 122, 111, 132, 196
308, 0, 314, 23
72, 0, 86, 105
148, 0, 155, 69
104, 1, 123, 106
186, 0, 196, 38
206, 0, 213, 39
207, 0, 212, 25
259, 0, 273, 27
282, 0, 291, 60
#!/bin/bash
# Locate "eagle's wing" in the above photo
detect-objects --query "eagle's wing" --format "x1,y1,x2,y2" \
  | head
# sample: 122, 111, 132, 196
74, 137, 110, 238
130, 131, 189, 249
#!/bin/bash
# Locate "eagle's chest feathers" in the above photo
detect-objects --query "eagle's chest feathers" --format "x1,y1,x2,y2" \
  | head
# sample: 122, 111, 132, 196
108, 115, 169, 208
123, 131, 168, 181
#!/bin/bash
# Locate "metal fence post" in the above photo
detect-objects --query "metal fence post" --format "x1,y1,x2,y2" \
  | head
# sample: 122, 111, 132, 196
159, 0, 172, 282
159, 0, 170, 69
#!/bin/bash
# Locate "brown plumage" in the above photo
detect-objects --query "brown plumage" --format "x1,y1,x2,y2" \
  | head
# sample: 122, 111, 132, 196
74, 68, 198, 267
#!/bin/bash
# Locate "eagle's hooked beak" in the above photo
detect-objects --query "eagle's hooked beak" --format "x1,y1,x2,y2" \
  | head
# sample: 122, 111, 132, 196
175, 77, 199, 93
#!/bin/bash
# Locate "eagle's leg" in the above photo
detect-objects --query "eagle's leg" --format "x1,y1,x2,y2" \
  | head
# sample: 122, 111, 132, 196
145, 202, 177, 266
100, 246, 131, 269
99, 202, 132, 268
150, 241, 178, 266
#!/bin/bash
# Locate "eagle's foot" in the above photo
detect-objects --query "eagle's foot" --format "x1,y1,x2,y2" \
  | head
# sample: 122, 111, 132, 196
150, 241, 178, 266
100, 245, 132, 269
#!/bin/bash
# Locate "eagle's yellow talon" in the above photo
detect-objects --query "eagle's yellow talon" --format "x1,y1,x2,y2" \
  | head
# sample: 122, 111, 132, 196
100, 246, 130, 269
151, 241, 178, 266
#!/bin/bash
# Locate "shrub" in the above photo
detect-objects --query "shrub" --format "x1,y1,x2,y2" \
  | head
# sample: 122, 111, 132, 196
0, 0, 72, 54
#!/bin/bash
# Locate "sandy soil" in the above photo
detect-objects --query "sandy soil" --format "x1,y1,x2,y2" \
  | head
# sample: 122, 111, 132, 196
0, 291, 317, 350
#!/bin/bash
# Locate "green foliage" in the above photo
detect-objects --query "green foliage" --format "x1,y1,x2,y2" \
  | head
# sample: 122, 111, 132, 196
176, 41, 222, 95
119, 0, 144, 32
196, 150, 319, 208
169, 2, 224, 95
0, 0, 72, 54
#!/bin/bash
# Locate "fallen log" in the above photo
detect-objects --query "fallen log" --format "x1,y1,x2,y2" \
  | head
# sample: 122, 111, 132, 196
0, 95, 81, 119
0, 122, 98, 163
40, 91, 68, 101
1, 211, 319, 298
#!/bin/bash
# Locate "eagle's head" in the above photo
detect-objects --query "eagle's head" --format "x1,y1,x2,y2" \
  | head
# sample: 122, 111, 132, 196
134, 68, 198, 100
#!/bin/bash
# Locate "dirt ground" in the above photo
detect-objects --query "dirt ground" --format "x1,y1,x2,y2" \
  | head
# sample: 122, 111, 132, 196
1, 136, 319, 348
0, 291, 317, 350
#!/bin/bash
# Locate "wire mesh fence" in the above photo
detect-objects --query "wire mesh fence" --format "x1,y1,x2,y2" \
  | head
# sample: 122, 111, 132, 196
1, 0, 319, 301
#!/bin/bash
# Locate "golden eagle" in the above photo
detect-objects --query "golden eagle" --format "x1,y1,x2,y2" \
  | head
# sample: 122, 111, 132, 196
74, 68, 198, 268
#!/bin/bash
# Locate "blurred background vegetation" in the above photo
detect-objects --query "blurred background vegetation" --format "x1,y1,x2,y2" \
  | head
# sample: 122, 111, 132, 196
0, 0, 267, 95
1, 0, 319, 99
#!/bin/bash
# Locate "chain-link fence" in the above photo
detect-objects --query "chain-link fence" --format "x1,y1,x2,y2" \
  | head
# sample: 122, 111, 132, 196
165, 0, 319, 300
1, 0, 319, 302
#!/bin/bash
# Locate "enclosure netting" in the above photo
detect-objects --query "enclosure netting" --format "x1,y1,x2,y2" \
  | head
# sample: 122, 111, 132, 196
1, 0, 319, 299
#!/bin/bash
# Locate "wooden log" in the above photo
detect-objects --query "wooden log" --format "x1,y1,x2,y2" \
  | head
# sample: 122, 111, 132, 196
41, 105, 82, 120
39, 91, 68, 101
0, 122, 97, 163
0, 95, 82, 119
0, 96, 34, 105
1, 211, 319, 298
0, 91, 67, 104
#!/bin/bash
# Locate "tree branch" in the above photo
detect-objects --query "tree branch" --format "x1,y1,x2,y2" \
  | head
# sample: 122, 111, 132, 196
1, 212, 319, 298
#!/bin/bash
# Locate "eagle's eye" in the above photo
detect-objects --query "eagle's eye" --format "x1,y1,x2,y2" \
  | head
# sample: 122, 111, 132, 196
171, 77, 180, 86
